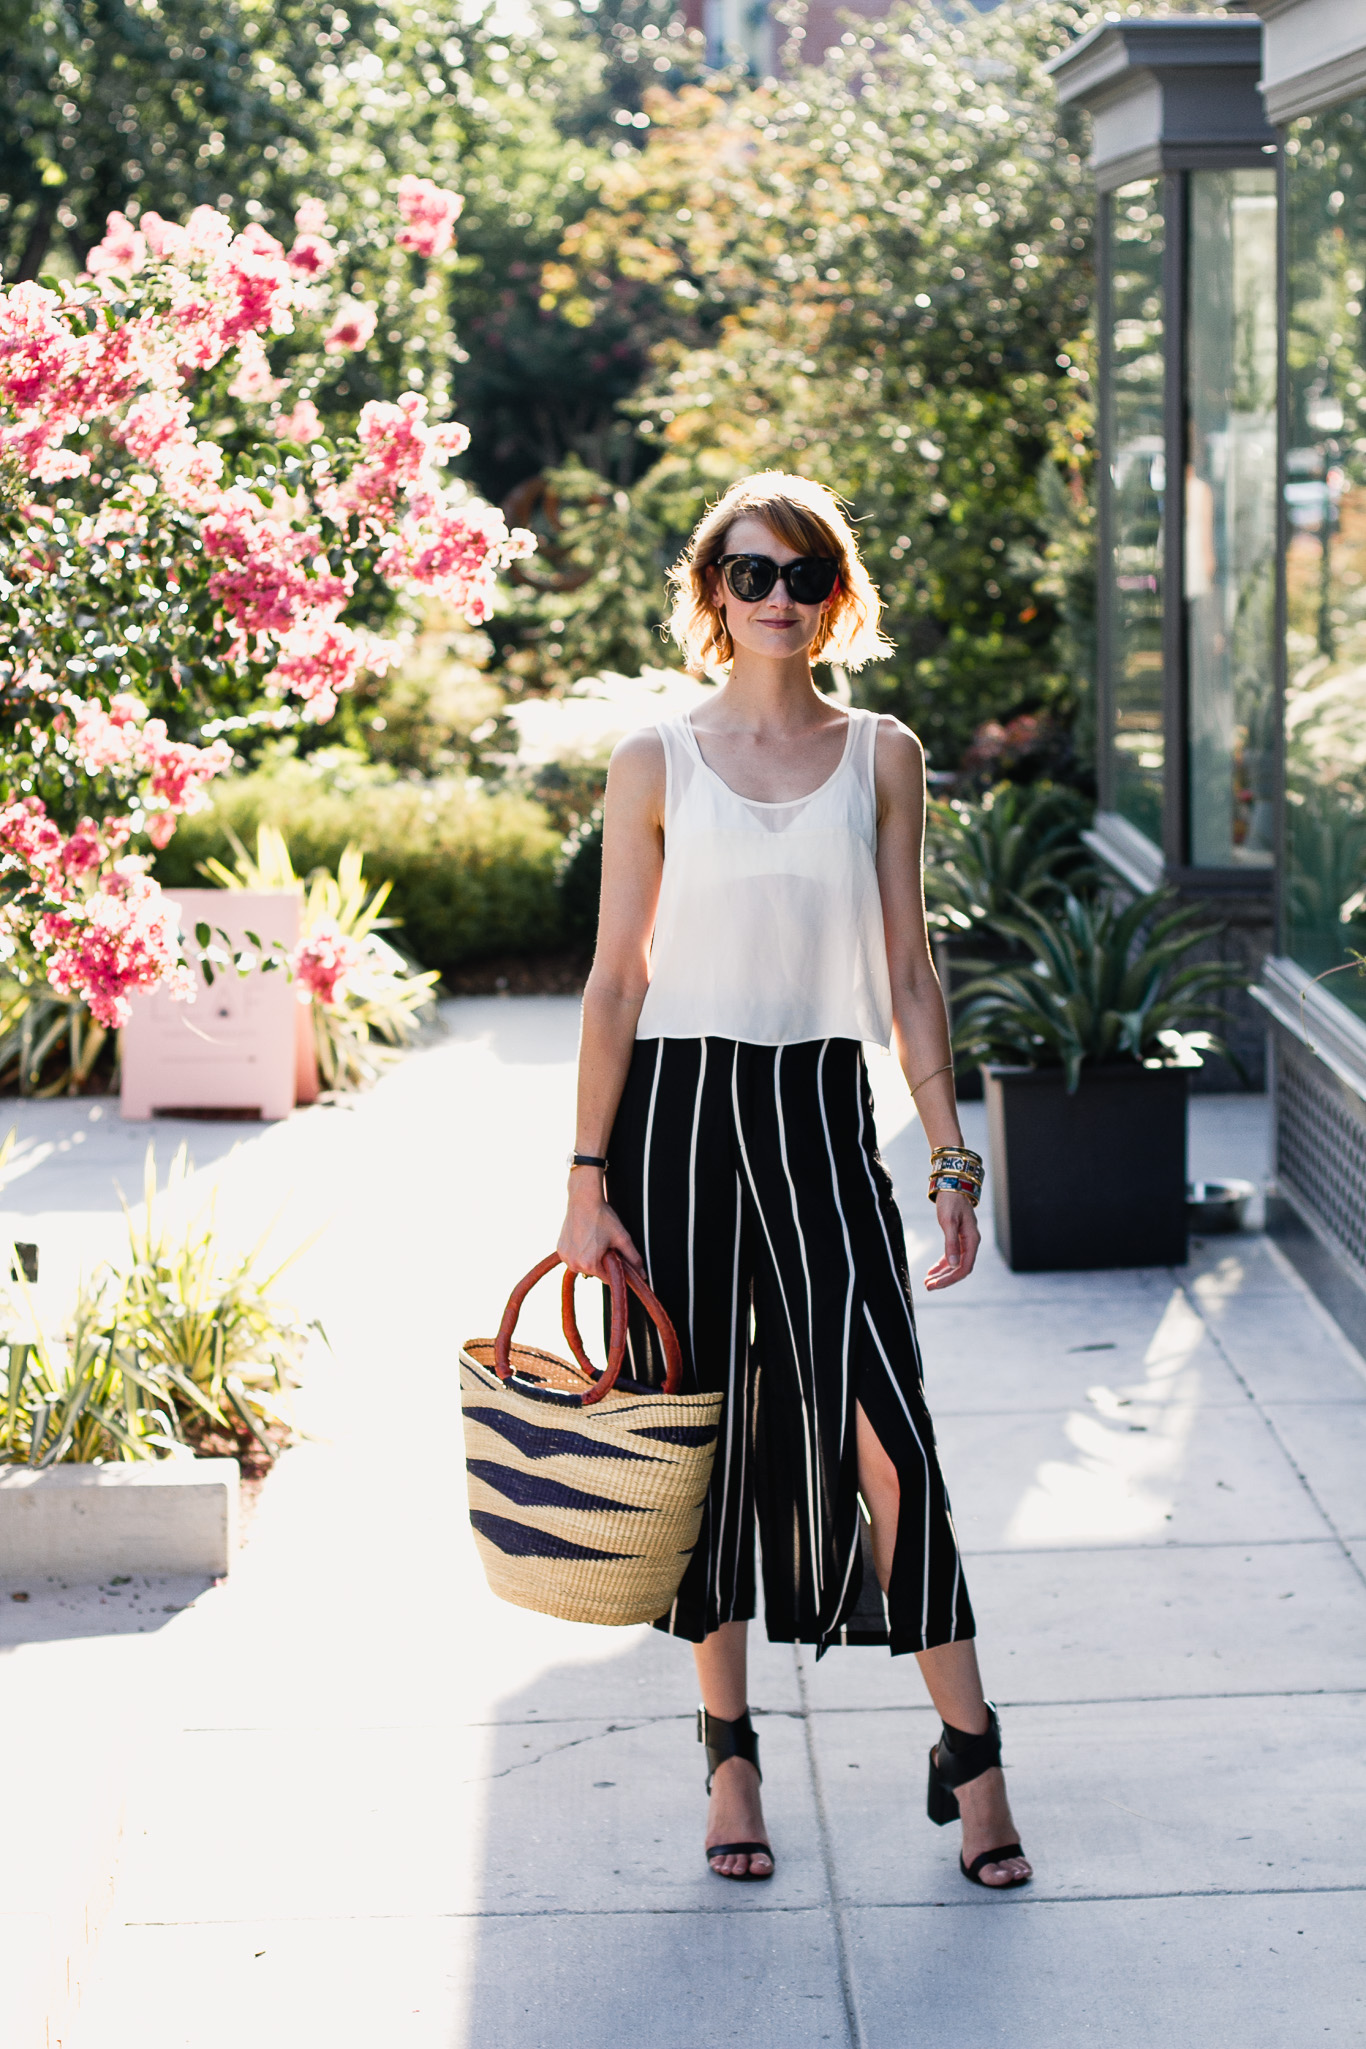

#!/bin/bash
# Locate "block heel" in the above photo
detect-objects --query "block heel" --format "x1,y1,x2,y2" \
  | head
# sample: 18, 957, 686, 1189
925, 1701, 1030, 1889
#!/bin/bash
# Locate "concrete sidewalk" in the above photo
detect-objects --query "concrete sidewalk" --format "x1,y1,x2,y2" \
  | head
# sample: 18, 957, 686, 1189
2, 998, 1362, 2047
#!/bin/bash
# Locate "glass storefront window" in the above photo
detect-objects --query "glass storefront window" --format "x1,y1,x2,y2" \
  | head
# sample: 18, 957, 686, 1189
1284, 101, 1366, 1021
1107, 178, 1166, 847
1186, 168, 1278, 869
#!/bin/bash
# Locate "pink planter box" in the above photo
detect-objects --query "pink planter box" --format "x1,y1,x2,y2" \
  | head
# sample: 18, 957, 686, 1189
121, 889, 302, 1121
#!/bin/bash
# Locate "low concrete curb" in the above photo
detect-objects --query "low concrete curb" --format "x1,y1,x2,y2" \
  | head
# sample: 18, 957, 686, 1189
0, 1460, 239, 1577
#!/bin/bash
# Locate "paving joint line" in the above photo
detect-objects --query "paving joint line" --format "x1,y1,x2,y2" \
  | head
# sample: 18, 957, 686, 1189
175, 1686, 1366, 1735
796, 1648, 867, 2049
1179, 1273, 1366, 1596
120, 1882, 1366, 1928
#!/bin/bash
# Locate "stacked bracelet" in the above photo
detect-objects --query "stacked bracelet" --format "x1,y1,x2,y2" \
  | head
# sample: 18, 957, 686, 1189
927, 1144, 984, 1208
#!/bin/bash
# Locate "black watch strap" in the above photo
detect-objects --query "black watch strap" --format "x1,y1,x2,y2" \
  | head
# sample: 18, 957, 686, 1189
568, 1151, 609, 1170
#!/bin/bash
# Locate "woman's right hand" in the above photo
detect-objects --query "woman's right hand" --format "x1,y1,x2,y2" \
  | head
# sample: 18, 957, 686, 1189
557, 1174, 644, 1283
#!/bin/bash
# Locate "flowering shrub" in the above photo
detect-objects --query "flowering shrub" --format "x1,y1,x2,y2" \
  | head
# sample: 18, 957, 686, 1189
203, 826, 440, 1093
291, 921, 363, 1009
0, 184, 534, 1030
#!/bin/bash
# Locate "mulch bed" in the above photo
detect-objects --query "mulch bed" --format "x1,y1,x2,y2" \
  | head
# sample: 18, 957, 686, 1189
442, 950, 591, 997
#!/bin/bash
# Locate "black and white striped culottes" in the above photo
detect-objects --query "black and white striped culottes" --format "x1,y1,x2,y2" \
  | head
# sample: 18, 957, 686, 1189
605, 1036, 975, 1658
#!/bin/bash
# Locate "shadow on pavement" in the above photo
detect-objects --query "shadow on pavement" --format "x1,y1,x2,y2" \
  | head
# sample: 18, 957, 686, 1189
0, 1573, 214, 1647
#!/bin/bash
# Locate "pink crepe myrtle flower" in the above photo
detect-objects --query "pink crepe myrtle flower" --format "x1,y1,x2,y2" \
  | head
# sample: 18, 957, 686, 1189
146, 811, 178, 849
61, 819, 105, 877
218, 233, 295, 350
294, 198, 330, 237
265, 617, 363, 722
291, 920, 362, 1007
324, 299, 378, 355
37, 866, 192, 1029
65, 698, 232, 819
68, 696, 146, 773
140, 724, 234, 810
139, 211, 191, 262
0, 282, 77, 413
226, 333, 287, 403
119, 388, 193, 464
154, 434, 226, 512
319, 393, 469, 528
183, 206, 234, 259
0, 797, 65, 883
30, 443, 91, 483
394, 177, 463, 259
201, 497, 351, 643
378, 498, 535, 619
86, 212, 147, 279
288, 234, 334, 279
272, 397, 322, 445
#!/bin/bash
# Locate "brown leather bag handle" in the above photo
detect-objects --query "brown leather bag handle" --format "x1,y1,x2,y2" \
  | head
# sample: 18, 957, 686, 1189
493, 1250, 683, 1408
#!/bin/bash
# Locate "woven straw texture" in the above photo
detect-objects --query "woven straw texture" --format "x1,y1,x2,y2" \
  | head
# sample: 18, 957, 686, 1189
459, 1339, 723, 1627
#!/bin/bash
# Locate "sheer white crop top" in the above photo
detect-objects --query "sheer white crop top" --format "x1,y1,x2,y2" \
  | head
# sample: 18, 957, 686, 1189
635, 705, 894, 1048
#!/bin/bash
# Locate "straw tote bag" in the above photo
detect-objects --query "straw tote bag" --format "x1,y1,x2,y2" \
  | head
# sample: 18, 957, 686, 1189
460, 1250, 724, 1627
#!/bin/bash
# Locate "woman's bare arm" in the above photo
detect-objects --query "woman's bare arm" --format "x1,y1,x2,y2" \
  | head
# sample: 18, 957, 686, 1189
874, 717, 979, 1289
557, 728, 665, 1280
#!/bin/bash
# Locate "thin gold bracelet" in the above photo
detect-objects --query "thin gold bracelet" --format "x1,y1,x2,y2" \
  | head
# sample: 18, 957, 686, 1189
907, 1060, 954, 1097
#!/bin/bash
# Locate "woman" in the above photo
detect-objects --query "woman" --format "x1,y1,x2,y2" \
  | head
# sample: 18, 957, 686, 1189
557, 471, 1030, 1891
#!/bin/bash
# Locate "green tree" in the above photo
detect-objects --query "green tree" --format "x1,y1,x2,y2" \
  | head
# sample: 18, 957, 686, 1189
536, 4, 1111, 767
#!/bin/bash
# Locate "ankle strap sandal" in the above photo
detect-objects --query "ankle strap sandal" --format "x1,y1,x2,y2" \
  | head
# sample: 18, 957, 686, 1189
926, 1701, 1029, 1889
698, 1707, 774, 1882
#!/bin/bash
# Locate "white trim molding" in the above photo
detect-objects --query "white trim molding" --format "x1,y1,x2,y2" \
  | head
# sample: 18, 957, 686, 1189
1240, 0, 1366, 124
1083, 811, 1166, 894
1252, 954, 1366, 1103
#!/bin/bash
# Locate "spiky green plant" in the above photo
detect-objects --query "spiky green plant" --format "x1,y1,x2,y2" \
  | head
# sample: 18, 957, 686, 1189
200, 825, 439, 1093
0, 1299, 180, 1466
1, 1144, 319, 1467
952, 890, 1245, 1093
0, 971, 109, 1098
95, 1144, 318, 1463
925, 782, 1096, 936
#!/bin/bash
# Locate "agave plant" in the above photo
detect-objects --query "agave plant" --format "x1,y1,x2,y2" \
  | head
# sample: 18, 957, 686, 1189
93, 1143, 319, 1464
0, 1296, 182, 1466
0, 970, 109, 1098
952, 889, 1245, 1092
924, 781, 1096, 937
1, 1144, 319, 1467
201, 824, 439, 1092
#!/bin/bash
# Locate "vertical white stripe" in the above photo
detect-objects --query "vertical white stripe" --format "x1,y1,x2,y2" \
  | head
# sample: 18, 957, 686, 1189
852, 1055, 921, 1353
815, 1040, 858, 1463
715, 1178, 744, 1621
641, 1038, 664, 1281
686, 1041, 708, 1366
773, 1049, 825, 1589
732, 1049, 822, 1601
863, 1302, 934, 1647
624, 1039, 666, 1385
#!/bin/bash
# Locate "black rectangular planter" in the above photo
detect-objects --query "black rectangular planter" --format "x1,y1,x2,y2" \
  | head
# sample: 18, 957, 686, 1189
983, 1063, 1189, 1271
933, 930, 1018, 1103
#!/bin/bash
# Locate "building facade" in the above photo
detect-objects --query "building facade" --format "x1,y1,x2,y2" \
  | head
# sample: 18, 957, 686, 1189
1054, 9, 1366, 1341
1049, 19, 1279, 1089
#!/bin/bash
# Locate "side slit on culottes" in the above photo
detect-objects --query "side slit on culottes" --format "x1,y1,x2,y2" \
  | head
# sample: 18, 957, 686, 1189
605, 1036, 975, 1657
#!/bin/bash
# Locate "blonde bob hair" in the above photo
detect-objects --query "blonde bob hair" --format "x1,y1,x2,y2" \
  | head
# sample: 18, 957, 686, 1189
666, 471, 895, 675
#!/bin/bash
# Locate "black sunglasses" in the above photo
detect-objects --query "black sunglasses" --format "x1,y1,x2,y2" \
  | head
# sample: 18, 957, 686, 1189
718, 553, 840, 605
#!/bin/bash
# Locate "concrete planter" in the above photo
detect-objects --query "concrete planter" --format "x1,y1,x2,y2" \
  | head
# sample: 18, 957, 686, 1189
983, 1062, 1189, 1271
0, 1459, 239, 1578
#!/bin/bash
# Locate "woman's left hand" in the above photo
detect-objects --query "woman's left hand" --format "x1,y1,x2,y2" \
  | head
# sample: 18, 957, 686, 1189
924, 1190, 980, 1291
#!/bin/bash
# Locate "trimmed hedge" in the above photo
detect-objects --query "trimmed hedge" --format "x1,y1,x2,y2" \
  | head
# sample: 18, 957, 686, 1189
157, 757, 564, 979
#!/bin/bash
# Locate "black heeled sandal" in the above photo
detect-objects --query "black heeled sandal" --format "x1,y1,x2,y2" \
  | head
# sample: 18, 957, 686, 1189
698, 1707, 775, 1882
926, 1701, 1030, 1889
